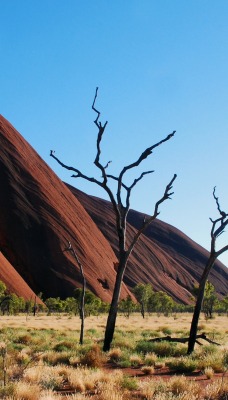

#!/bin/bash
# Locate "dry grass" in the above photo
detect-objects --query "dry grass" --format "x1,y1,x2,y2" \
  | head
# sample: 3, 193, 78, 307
0, 313, 226, 334
0, 313, 227, 399
204, 366, 214, 379
108, 347, 122, 362
141, 365, 155, 375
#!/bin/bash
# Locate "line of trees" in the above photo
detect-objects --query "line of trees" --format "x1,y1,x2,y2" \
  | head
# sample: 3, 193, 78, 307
0, 280, 227, 318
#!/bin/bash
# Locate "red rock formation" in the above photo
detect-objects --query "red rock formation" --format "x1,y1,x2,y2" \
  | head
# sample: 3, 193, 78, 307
0, 115, 131, 302
0, 114, 227, 305
67, 186, 228, 303
0, 252, 41, 301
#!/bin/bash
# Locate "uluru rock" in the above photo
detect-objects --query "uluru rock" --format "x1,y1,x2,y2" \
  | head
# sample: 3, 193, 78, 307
0, 115, 131, 302
0, 114, 227, 305
0, 252, 41, 301
67, 185, 228, 303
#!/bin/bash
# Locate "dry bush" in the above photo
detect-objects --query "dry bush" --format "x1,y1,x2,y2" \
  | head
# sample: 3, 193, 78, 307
80, 344, 105, 368
67, 394, 94, 400
39, 390, 63, 399
205, 377, 228, 399
168, 375, 200, 396
166, 356, 197, 373
158, 326, 172, 335
14, 382, 41, 400
53, 340, 76, 351
204, 366, 214, 379
16, 334, 33, 345
154, 393, 199, 400
139, 376, 201, 400
68, 366, 111, 392
108, 347, 122, 362
69, 354, 80, 366
139, 380, 156, 398
140, 376, 201, 400
23, 365, 65, 390
129, 353, 142, 366
15, 348, 31, 365
198, 352, 225, 372
141, 365, 155, 375
96, 372, 126, 400
144, 351, 158, 365
155, 360, 166, 369
96, 382, 125, 400
42, 350, 71, 365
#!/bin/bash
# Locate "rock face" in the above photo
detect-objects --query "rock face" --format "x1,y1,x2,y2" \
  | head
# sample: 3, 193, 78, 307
0, 114, 228, 304
0, 252, 40, 301
67, 186, 228, 303
0, 115, 131, 302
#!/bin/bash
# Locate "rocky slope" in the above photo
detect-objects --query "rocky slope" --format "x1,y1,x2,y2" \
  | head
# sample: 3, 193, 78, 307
0, 114, 227, 304
68, 186, 228, 303
0, 115, 131, 302
0, 252, 40, 301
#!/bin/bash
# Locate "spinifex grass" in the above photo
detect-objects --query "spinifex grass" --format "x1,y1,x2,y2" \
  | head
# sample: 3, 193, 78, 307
0, 313, 226, 399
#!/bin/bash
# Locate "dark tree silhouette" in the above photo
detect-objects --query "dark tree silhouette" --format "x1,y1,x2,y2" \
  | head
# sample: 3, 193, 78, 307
188, 187, 228, 354
64, 241, 86, 345
50, 88, 176, 351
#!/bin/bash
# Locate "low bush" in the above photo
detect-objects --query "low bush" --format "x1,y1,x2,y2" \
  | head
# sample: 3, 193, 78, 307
108, 347, 122, 362
141, 365, 155, 375
166, 356, 197, 373
204, 366, 214, 379
135, 340, 186, 357
120, 375, 138, 391
80, 344, 104, 368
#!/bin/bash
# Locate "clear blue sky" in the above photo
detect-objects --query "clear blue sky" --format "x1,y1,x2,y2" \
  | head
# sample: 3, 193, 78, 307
1, 1, 228, 267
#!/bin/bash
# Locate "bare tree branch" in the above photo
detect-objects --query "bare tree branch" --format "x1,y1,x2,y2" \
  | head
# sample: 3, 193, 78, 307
127, 173, 177, 257
50, 88, 176, 352
188, 187, 228, 354
125, 170, 154, 210
50, 150, 100, 184
213, 186, 228, 219
216, 244, 228, 258
120, 131, 175, 175
92, 87, 108, 183
116, 131, 176, 207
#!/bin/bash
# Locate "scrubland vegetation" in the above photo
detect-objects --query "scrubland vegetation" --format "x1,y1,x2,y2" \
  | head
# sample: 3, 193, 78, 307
0, 313, 227, 399
0, 279, 228, 398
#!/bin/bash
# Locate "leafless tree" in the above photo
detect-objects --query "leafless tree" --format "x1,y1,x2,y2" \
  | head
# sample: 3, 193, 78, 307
188, 187, 228, 354
64, 241, 86, 345
50, 88, 176, 351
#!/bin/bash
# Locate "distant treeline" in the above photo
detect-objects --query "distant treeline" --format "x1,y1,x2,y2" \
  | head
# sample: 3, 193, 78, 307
0, 281, 227, 318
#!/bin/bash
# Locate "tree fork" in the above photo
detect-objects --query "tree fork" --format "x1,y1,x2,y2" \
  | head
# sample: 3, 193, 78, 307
187, 188, 228, 354
50, 88, 177, 351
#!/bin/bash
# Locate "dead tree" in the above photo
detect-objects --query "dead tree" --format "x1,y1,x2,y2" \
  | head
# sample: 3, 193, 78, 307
150, 333, 220, 346
64, 241, 86, 345
50, 88, 176, 351
188, 187, 228, 354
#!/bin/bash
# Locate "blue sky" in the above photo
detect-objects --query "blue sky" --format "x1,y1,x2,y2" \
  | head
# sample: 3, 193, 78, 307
1, 1, 228, 267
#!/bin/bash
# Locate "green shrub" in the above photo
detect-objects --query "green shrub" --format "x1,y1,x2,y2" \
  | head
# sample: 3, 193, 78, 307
141, 330, 159, 339
135, 340, 186, 357
121, 376, 138, 390
53, 340, 75, 352
158, 326, 172, 335
166, 356, 197, 373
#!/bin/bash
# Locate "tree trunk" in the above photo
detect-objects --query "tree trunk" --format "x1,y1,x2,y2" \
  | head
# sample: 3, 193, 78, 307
103, 253, 126, 351
140, 302, 145, 319
187, 255, 215, 354
79, 275, 86, 345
